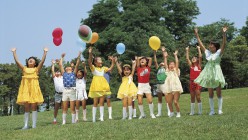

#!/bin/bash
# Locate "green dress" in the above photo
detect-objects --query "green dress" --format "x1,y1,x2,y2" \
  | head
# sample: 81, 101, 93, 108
194, 49, 225, 88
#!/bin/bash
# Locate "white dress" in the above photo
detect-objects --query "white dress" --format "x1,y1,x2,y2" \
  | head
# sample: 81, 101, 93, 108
76, 77, 88, 100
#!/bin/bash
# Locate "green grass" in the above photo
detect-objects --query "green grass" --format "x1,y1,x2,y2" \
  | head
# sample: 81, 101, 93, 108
1, 88, 248, 140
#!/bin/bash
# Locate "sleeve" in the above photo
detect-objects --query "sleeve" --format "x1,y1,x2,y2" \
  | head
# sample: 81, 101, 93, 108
90, 65, 95, 72
215, 49, 221, 57
103, 66, 109, 73
205, 49, 211, 58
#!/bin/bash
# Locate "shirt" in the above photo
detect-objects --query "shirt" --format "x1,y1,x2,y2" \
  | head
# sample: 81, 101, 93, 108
137, 66, 151, 83
63, 72, 76, 87
53, 76, 64, 92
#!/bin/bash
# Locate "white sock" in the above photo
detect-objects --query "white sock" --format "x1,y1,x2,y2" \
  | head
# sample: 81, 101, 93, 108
198, 102, 202, 114
122, 107, 127, 119
53, 118, 56, 122
92, 107, 97, 122
190, 103, 195, 115
218, 97, 223, 112
128, 106, 133, 119
83, 109, 87, 119
75, 110, 79, 121
157, 103, 162, 115
32, 111, 37, 128
100, 106, 104, 120
24, 112, 29, 127
62, 113, 66, 124
209, 98, 214, 113
133, 109, 136, 117
166, 103, 170, 116
71, 114, 76, 123
108, 107, 112, 119
138, 105, 145, 116
149, 103, 154, 115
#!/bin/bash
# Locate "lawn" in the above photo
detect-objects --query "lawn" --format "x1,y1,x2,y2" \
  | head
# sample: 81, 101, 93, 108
1, 88, 248, 140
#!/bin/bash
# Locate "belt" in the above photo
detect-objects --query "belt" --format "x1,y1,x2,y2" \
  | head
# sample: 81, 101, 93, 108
55, 91, 63, 94
64, 87, 76, 90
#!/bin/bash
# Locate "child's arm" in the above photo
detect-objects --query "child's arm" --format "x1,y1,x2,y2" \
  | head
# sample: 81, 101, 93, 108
220, 26, 228, 55
135, 56, 141, 69
194, 28, 206, 52
37, 47, 48, 73
114, 57, 122, 76
162, 47, 168, 69
59, 53, 65, 75
82, 61, 87, 80
197, 46, 202, 68
174, 50, 179, 70
74, 52, 81, 74
51, 59, 56, 78
153, 51, 159, 69
147, 57, 152, 67
88, 47, 93, 68
108, 56, 115, 72
11, 48, 24, 70
131, 60, 136, 77
185, 46, 192, 67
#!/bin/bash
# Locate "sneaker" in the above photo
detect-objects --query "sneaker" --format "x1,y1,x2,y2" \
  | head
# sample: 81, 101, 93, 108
22, 126, 29, 130
176, 113, 181, 118
169, 112, 174, 117
218, 110, 223, 115
128, 117, 132, 120
133, 115, 137, 118
151, 114, 156, 119
62, 121, 66, 125
75, 119, 79, 123
209, 111, 215, 116
52, 120, 57, 124
155, 114, 161, 117
83, 117, 87, 121
109, 116, 113, 120
189, 113, 194, 116
100, 118, 104, 122
139, 115, 146, 119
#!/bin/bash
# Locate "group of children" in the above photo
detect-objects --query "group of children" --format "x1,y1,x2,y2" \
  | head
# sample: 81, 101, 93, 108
12, 27, 228, 129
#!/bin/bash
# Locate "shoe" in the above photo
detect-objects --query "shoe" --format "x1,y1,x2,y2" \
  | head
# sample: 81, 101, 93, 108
218, 110, 223, 115
122, 117, 126, 120
176, 113, 181, 118
189, 113, 194, 116
52, 121, 57, 124
128, 117, 132, 120
83, 117, 87, 121
100, 118, 104, 122
155, 114, 161, 117
169, 112, 174, 117
109, 116, 113, 120
139, 115, 146, 119
22, 126, 29, 130
209, 111, 215, 116
133, 115, 137, 118
151, 114, 156, 119
75, 119, 79, 123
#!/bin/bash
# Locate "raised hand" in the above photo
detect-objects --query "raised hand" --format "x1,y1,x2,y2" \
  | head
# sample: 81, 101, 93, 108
135, 56, 138, 60
70, 62, 75, 67
108, 56, 114, 61
114, 56, 118, 62
222, 26, 228, 33
61, 53, 66, 58
174, 50, 178, 56
194, 28, 198, 34
132, 59, 136, 64
186, 46, 189, 51
55, 59, 60, 63
11, 48, 16, 52
89, 47, 93, 53
44, 47, 49, 52
196, 46, 200, 50
161, 46, 166, 52
82, 61, 85, 67
51, 59, 56, 64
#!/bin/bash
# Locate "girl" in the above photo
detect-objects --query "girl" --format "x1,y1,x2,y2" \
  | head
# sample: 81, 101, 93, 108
194, 27, 227, 115
59, 52, 81, 124
88, 47, 115, 122
11, 47, 48, 129
153, 49, 170, 117
115, 57, 137, 120
186, 46, 202, 115
104, 70, 113, 120
162, 47, 183, 117
75, 61, 88, 122
135, 56, 156, 119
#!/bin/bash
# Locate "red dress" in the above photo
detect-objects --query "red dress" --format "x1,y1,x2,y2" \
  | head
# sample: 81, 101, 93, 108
189, 65, 202, 92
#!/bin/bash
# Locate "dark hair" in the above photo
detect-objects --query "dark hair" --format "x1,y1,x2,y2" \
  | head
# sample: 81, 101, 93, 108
121, 64, 131, 76
210, 40, 220, 50
140, 57, 149, 66
77, 70, 84, 78
26, 56, 39, 67
93, 56, 101, 64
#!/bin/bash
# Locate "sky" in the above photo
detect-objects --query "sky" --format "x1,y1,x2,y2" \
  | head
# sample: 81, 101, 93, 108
0, 0, 247, 66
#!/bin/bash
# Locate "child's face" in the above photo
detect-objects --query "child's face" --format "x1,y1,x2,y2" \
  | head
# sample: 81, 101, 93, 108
191, 57, 198, 63
94, 57, 103, 67
76, 71, 83, 79
28, 58, 36, 67
123, 67, 131, 76
65, 67, 72, 73
140, 58, 147, 66
208, 43, 217, 53
159, 62, 164, 67
169, 62, 175, 70
55, 71, 61, 77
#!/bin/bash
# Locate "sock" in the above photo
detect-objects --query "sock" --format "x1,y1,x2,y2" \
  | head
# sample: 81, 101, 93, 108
62, 113, 67, 124
133, 109, 136, 117
32, 111, 37, 128
198, 102, 202, 114
190, 103, 195, 114
166, 103, 170, 116
157, 103, 162, 115
71, 114, 76, 123
108, 107, 112, 119
138, 105, 145, 116
53, 118, 56, 122
149, 103, 154, 115
128, 106, 133, 119
24, 112, 29, 127
209, 98, 214, 113
100, 106, 104, 120
218, 97, 223, 112
83, 109, 87, 119
92, 107, 97, 122
122, 107, 127, 119
76, 110, 79, 121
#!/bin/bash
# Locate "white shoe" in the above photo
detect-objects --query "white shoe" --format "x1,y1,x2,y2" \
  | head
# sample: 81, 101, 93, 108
189, 113, 194, 116
155, 114, 161, 117
128, 117, 132, 120
218, 110, 223, 115
209, 111, 215, 116
92, 119, 96, 123
109, 116, 113, 120
83, 117, 87, 121
122, 117, 126, 120
100, 118, 104, 122
139, 115, 146, 119
176, 113, 181, 118
133, 115, 137, 118
151, 114, 156, 119
22, 126, 29, 130
169, 112, 174, 117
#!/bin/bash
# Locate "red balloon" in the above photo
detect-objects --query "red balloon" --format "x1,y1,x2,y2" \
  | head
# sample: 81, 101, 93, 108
52, 28, 63, 38
53, 37, 62, 46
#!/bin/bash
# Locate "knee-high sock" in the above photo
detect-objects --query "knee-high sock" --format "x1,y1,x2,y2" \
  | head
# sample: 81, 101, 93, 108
75, 110, 79, 120
198, 103, 202, 114
71, 113, 76, 123
157, 103, 162, 115
122, 107, 127, 119
218, 97, 223, 112
92, 107, 97, 122
128, 106, 133, 119
83, 109, 87, 119
24, 112, 29, 127
32, 111, 37, 128
149, 103, 154, 115
138, 105, 145, 116
190, 103, 195, 114
100, 106, 104, 120
108, 107, 112, 119
209, 98, 214, 112
62, 113, 67, 124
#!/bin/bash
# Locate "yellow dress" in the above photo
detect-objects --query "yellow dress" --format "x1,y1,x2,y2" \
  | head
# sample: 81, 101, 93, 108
89, 65, 111, 98
117, 76, 137, 99
17, 67, 44, 105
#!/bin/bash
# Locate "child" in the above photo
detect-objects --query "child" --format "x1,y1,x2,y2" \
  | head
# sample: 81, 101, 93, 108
115, 57, 137, 120
104, 71, 113, 120
11, 47, 48, 129
135, 56, 156, 119
186, 46, 202, 115
75, 61, 88, 122
51, 59, 64, 124
194, 27, 227, 115
153, 49, 170, 117
162, 47, 183, 117
88, 47, 115, 122
132, 100, 137, 118
59, 52, 81, 124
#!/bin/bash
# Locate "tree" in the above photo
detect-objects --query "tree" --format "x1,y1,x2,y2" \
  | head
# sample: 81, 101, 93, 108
240, 17, 248, 45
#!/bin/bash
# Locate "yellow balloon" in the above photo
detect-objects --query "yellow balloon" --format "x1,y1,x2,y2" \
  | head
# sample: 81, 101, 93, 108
149, 36, 161, 50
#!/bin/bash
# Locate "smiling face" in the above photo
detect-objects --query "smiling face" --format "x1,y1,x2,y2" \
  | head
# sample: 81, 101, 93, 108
140, 58, 147, 67
65, 66, 72, 73
191, 56, 198, 64
26, 57, 38, 68
76, 70, 84, 79
55, 71, 61, 77
168, 61, 175, 70
159, 62, 164, 67
94, 57, 103, 67
123, 66, 131, 76
208, 43, 217, 53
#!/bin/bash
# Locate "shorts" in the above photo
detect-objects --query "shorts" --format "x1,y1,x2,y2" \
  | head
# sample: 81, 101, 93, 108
137, 83, 152, 95
190, 80, 202, 92
55, 92, 63, 103
156, 84, 164, 93
76, 90, 88, 100
62, 88, 76, 101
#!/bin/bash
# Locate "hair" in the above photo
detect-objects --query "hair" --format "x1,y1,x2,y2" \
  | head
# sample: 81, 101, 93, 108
93, 56, 101, 64
140, 57, 149, 66
77, 70, 84, 78
210, 40, 220, 50
26, 56, 39, 67
121, 64, 131, 76
54, 67, 60, 72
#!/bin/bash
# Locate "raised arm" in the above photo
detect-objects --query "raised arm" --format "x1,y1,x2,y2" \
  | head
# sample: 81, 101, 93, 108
153, 51, 159, 69
147, 57, 152, 67
197, 46, 202, 68
82, 61, 87, 80
11, 48, 24, 70
162, 47, 168, 69
194, 28, 206, 52
220, 26, 228, 55
59, 53, 65, 75
185, 46, 192, 67
51, 59, 56, 78
174, 50, 179, 70
37, 47, 48, 73
135, 56, 141, 69
88, 46, 93, 68
108, 56, 115, 72
131, 60, 136, 77
74, 52, 81, 73
114, 57, 122, 76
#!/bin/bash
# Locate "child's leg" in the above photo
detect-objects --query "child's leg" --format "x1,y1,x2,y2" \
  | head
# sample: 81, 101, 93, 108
208, 88, 215, 115
53, 102, 60, 123
195, 90, 202, 115
82, 99, 87, 121
122, 97, 128, 119
216, 85, 223, 114
190, 91, 196, 115
31, 103, 38, 128
164, 94, 170, 116
132, 101, 136, 117
138, 94, 145, 119
145, 93, 155, 118
107, 97, 112, 119
62, 101, 68, 124
92, 98, 99, 122
156, 92, 163, 116
70, 101, 76, 123
22, 102, 30, 129
75, 100, 80, 122
99, 96, 105, 121
166, 93, 174, 117
128, 98, 133, 120
173, 92, 181, 117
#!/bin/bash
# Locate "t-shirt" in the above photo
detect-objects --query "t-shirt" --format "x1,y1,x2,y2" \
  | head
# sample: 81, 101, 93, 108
156, 67, 166, 84
190, 65, 201, 80
63, 72, 76, 87
76, 77, 86, 93
53, 76, 64, 92
137, 66, 151, 83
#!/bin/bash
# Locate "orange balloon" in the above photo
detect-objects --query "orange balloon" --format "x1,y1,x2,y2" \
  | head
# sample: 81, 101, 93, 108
90, 32, 99, 44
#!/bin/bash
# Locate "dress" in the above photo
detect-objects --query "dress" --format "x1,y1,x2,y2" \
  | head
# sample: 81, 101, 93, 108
117, 76, 137, 99
162, 68, 183, 94
189, 65, 202, 92
16, 67, 43, 105
194, 49, 225, 88
89, 65, 111, 98
76, 77, 88, 100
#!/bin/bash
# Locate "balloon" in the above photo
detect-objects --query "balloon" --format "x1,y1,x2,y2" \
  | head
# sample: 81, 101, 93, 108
116, 43, 125, 54
78, 25, 92, 43
149, 36, 161, 50
52, 28, 63, 38
53, 37, 62, 46
90, 32, 99, 44
77, 38, 86, 52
